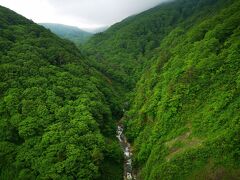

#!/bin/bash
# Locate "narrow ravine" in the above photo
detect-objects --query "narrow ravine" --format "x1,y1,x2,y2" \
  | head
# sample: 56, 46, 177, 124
116, 124, 136, 180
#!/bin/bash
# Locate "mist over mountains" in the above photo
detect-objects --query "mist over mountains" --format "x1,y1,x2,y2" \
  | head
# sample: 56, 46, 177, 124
0, 0, 240, 179
40, 23, 93, 44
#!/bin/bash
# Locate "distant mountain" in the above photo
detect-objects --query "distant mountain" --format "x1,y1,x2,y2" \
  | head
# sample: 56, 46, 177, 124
83, 26, 109, 33
1, 0, 240, 179
40, 23, 93, 44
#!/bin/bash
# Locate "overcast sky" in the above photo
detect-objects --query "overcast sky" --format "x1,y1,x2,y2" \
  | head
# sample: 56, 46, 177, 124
0, 0, 170, 29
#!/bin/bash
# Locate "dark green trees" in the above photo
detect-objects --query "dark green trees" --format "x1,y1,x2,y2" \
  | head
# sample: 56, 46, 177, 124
123, 0, 240, 179
1, 0, 240, 179
83, 0, 240, 179
0, 6, 122, 180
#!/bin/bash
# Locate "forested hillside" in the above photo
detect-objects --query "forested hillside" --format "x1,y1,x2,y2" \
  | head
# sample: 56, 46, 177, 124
1, 0, 240, 179
40, 23, 93, 45
84, 0, 226, 89
84, 0, 240, 179
0, 6, 123, 180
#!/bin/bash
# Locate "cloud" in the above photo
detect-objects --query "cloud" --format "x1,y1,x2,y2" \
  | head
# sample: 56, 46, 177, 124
48, 0, 169, 25
0, 0, 170, 29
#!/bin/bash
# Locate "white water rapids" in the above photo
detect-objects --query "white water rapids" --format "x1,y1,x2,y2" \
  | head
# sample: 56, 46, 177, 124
116, 125, 136, 180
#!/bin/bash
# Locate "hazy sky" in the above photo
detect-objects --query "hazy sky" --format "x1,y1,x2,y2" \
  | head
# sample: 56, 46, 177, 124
0, 0, 169, 29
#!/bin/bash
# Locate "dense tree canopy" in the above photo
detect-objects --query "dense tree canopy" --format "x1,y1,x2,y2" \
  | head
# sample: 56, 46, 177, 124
84, 0, 224, 89
84, 0, 240, 179
1, 0, 240, 179
0, 6, 123, 180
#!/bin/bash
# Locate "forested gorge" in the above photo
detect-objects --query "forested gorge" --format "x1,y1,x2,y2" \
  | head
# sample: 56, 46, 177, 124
85, 0, 240, 179
84, 0, 225, 89
1, 0, 240, 179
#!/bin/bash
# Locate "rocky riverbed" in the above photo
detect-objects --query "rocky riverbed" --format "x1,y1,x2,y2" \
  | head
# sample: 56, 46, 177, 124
116, 125, 136, 180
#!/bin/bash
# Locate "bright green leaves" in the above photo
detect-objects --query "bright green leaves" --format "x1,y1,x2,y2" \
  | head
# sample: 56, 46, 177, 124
35, 111, 105, 179
18, 117, 38, 139
123, 0, 240, 179
0, 5, 122, 179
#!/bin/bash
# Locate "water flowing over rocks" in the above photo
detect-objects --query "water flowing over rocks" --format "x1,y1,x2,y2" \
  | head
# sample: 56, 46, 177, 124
117, 125, 136, 180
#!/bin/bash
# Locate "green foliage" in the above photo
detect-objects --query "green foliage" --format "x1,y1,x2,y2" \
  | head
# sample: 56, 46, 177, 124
121, 0, 240, 179
83, 0, 223, 89
85, 0, 240, 178
1, 0, 240, 179
0, 6, 123, 180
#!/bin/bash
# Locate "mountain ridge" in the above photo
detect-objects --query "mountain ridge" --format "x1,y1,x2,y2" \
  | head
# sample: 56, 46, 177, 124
1, 0, 240, 179
83, 0, 240, 179
39, 23, 93, 45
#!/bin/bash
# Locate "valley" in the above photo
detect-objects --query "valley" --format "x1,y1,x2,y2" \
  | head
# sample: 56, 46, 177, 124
0, 0, 240, 179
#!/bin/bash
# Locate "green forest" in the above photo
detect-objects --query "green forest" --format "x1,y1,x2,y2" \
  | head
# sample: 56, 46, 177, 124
0, 6, 123, 180
1, 0, 240, 179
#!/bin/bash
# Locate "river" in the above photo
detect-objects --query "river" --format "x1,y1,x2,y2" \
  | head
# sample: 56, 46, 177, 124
116, 124, 136, 180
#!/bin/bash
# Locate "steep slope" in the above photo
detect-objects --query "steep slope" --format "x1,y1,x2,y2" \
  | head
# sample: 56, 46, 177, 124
40, 23, 93, 45
1, 0, 240, 179
0, 6, 123, 180
84, 0, 240, 179
124, 0, 240, 179
84, 0, 223, 89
